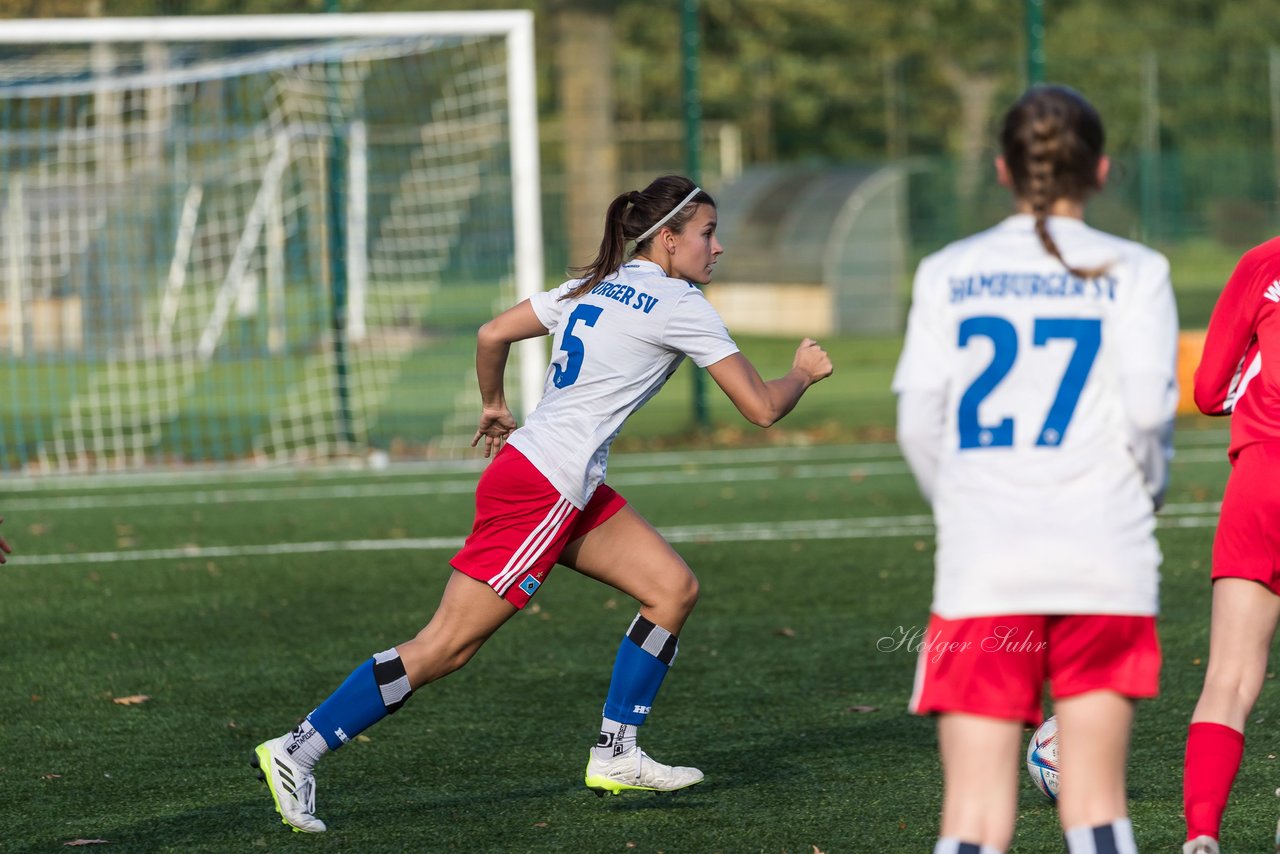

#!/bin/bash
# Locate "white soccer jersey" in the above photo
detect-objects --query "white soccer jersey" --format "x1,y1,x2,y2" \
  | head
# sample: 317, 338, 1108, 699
892, 214, 1178, 618
508, 259, 740, 508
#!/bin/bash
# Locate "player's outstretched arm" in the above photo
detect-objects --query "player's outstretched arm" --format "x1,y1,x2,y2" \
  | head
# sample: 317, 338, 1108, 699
472, 300, 549, 457
0, 516, 11, 564
705, 338, 833, 428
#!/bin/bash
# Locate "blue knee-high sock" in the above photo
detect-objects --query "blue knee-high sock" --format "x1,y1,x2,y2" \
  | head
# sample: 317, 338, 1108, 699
306, 648, 414, 751
602, 614, 678, 726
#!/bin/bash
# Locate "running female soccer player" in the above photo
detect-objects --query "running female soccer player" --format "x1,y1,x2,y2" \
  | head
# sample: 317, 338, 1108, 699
892, 85, 1178, 854
1181, 236, 1280, 854
251, 174, 833, 833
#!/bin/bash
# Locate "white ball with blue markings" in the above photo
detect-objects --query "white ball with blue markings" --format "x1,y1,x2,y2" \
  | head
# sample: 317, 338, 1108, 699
1026, 715, 1060, 801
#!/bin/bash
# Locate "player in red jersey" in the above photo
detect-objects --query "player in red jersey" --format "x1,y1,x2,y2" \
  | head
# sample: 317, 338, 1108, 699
1182, 236, 1280, 854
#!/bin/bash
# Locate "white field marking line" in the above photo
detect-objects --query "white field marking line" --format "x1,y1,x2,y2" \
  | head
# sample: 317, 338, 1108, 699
0, 427, 1233, 493
3, 461, 911, 513
0, 444, 885, 492
15, 506, 1223, 567
5, 479, 480, 512
4, 448, 1232, 513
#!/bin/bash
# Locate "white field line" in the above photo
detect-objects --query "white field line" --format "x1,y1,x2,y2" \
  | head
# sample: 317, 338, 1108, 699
3, 448, 1231, 514
0, 445, 881, 492
0, 428, 1233, 493
13, 505, 1221, 567
3, 462, 908, 512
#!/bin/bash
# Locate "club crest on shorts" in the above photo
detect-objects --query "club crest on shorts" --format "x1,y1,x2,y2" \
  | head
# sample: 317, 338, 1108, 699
519, 575, 541, 596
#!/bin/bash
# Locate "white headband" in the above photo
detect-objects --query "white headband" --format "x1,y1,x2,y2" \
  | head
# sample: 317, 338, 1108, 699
635, 187, 703, 242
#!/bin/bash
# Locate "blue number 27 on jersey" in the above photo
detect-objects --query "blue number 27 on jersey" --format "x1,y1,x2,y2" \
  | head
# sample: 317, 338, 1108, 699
957, 315, 1101, 449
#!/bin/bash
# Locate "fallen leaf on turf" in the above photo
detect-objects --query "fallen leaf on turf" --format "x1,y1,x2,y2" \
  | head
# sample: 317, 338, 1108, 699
846, 705, 879, 713
42, 773, 62, 780
63, 841, 110, 847
355, 735, 371, 743
532, 822, 548, 828
775, 627, 796, 638
112, 695, 151, 706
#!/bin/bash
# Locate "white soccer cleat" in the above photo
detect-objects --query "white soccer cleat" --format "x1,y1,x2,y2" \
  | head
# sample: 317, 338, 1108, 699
251, 735, 327, 833
1183, 836, 1219, 854
584, 746, 704, 795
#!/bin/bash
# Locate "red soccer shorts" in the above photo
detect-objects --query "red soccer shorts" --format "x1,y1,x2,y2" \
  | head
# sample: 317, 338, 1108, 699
1212, 442, 1280, 594
908, 613, 1161, 725
450, 445, 627, 609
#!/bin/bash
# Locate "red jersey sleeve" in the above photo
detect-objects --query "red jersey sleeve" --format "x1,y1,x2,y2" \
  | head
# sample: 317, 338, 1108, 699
1194, 238, 1280, 415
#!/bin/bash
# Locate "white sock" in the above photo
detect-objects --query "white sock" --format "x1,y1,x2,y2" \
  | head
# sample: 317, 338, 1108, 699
591, 716, 637, 761
284, 719, 330, 773
1065, 819, 1136, 854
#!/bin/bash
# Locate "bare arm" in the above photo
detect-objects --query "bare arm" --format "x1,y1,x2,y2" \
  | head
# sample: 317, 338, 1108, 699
472, 300, 549, 457
704, 338, 833, 428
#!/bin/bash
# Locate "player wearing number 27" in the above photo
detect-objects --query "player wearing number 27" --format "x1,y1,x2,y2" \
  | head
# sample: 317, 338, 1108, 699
249, 174, 833, 832
892, 86, 1178, 854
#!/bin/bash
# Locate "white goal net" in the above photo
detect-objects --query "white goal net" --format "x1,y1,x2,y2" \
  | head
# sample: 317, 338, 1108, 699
0, 13, 544, 474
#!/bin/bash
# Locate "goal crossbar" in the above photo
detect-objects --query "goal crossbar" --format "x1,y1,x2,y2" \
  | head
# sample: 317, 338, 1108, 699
0, 12, 535, 43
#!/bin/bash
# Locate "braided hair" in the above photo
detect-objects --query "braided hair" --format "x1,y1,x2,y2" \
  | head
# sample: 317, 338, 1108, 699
562, 175, 715, 301
1000, 85, 1107, 278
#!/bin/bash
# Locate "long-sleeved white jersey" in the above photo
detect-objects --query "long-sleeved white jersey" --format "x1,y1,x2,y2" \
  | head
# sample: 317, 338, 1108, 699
892, 214, 1179, 618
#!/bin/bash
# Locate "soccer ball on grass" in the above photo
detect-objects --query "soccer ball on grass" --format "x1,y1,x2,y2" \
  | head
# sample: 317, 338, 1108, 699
1026, 715, 1060, 801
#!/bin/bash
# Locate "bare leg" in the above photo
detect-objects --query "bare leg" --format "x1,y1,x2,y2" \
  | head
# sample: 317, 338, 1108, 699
1053, 690, 1134, 829
560, 504, 706, 792
1192, 577, 1280, 729
937, 712, 1023, 851
559, 504, 699, 633
396, 570, 518, 688
1181, 578, 1280, 844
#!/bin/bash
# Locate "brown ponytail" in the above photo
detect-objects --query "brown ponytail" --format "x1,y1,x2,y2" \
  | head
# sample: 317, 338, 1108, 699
1000, 85, 1108, 279
561, 175, 716, 300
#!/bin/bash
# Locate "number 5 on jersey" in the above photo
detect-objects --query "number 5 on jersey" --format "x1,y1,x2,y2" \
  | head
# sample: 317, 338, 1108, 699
553, 304, 604, 388
957, 316, 1101, 450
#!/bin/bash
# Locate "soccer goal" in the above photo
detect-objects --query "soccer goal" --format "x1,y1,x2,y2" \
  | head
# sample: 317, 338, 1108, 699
0, 12, 545, 474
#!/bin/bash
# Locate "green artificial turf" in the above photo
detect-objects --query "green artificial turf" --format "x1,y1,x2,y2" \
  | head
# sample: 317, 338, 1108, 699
0, 424, 1268, 852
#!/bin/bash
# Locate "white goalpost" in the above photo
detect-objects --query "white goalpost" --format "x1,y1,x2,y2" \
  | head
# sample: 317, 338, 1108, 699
0, 12, 546, 474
